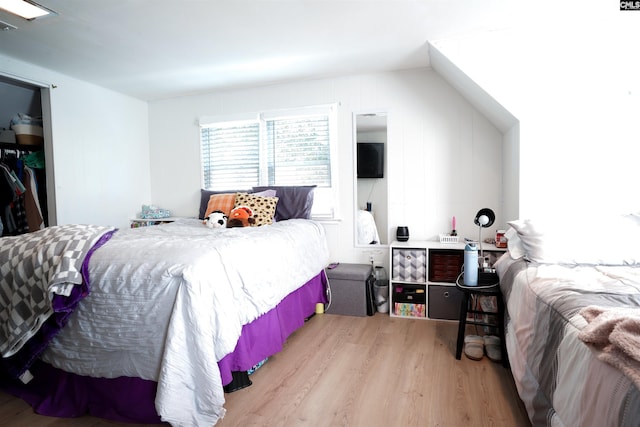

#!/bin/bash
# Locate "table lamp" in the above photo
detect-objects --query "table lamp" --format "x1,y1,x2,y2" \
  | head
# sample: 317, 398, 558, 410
474, 208, 495, 260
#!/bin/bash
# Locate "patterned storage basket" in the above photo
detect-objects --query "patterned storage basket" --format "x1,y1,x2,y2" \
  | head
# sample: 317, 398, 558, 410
391, 248, 426, 282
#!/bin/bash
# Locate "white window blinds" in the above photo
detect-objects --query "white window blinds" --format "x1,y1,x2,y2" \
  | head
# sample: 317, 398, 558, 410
199, 104, 338, 218
201, 121, 260, 190
263, 115, 331, 186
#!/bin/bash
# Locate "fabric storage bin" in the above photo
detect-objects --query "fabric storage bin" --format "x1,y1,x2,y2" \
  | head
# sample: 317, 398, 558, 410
393, 284, 426, 304
325, 263, 372, 317
428, 249, 463, 282
391, 248, 426, 282
394, 302, 426, 318
428, 285, 463, 320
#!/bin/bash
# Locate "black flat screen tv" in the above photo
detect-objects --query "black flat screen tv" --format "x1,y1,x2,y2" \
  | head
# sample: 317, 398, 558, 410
357, 142, 384, 178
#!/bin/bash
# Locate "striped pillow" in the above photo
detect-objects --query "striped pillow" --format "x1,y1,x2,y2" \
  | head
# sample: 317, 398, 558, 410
204, 193, 236, 219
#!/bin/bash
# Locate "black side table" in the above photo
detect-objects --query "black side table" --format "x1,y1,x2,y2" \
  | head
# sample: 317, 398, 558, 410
455, 275, 508, 367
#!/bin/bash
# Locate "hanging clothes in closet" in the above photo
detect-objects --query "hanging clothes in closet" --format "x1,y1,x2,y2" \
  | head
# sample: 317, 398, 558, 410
0, 148, 46, 237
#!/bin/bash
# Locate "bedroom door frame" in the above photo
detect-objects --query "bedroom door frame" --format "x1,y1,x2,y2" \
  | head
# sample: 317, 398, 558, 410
0, 71, 57, 226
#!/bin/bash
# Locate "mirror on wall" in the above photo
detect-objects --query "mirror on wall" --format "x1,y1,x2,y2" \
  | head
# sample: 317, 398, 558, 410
354, 112, 388, 246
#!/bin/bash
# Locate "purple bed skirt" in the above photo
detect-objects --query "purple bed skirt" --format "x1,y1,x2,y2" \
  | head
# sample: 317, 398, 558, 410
1, 271, 328, 424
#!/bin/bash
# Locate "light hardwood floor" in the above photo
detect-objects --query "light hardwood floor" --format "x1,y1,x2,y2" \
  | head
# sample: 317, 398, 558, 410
0, 313, 530, 427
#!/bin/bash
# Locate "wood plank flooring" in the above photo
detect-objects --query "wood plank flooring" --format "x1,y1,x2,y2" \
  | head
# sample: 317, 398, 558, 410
0, 313, 530, 426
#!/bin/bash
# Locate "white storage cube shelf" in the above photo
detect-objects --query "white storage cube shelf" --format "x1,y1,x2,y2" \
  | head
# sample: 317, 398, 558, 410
389, 240, 506, 320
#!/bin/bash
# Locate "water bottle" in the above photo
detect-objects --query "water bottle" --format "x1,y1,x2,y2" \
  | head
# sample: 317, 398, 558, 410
464, 243, 478, 286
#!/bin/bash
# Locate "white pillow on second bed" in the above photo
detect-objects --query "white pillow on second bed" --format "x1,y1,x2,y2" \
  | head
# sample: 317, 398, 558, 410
507, 213, 640, 266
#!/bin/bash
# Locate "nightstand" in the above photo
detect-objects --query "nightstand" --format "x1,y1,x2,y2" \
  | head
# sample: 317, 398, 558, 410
455, 275, 508, 367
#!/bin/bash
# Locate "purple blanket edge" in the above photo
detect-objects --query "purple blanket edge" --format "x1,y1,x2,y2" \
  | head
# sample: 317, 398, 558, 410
1, 270, 327, 424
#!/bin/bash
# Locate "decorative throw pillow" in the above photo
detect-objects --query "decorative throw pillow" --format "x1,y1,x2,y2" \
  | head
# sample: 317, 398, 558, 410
198, 188, 276, 219
251, 189, 277, 199
252, 186, 315, 221
234, 192, 278, 226
204, 193, 236, 218
199, 189, 247, 219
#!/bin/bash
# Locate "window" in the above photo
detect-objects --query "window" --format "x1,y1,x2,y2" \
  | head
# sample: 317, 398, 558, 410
200, 104, 338, 218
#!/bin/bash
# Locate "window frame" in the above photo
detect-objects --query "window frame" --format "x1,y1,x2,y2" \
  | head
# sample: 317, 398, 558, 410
198, 103, 339, 219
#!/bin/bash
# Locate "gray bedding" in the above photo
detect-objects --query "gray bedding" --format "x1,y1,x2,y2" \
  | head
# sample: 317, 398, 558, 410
497, 255, 640, 427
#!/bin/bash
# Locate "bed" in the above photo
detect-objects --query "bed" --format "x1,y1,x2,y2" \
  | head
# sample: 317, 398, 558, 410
495, 215, 640, 427
356, 209, 380, 245
0, 188, 330, 427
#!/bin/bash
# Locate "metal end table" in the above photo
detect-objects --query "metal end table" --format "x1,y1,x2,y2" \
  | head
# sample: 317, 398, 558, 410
455, 273, 508, 367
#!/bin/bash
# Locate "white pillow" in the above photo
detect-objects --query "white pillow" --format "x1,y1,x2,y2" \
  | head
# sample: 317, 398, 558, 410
507, 214, 640, 265
504, 227, 526, 260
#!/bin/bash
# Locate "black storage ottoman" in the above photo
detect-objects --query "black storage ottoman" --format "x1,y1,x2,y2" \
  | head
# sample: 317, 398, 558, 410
325, 263, 372, 317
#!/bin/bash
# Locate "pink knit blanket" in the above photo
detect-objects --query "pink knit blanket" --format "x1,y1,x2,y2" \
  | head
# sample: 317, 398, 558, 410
579, 305, 640, 389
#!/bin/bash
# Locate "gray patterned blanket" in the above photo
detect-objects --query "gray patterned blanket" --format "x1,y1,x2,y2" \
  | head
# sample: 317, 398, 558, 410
0, 224, 115, 358
498, 256, 640, 427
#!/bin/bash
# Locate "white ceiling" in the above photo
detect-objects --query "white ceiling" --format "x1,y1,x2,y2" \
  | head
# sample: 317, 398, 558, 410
0, 1, 531, 101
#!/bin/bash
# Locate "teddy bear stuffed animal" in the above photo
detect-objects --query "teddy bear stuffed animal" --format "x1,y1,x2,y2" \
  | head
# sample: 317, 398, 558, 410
204, 210, 228, 228
227, 206, 255, 228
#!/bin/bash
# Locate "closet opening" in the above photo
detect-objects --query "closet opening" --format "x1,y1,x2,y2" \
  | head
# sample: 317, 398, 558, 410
0, 73, 55, 236
0, 145, 47, 235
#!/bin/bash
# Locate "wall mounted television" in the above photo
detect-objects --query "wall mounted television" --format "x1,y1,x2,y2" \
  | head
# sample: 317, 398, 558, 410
357, 142, 384, 178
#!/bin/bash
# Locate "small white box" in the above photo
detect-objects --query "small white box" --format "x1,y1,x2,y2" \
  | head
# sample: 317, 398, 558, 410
439, 234, 459, 244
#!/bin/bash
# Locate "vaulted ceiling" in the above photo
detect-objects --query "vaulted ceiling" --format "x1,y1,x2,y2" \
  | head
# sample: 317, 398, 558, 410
0, 0, 530, 101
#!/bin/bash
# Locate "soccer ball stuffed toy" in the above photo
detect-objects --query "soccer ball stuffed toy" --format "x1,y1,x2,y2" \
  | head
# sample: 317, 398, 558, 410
227, 206, 255, 228
204, 210, 228, 228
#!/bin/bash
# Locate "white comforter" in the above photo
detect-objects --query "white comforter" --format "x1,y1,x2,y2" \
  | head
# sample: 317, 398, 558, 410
40, 218, 329, 427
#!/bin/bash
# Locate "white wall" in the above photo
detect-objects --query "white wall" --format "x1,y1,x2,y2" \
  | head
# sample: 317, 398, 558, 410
0, 55, 506, 264
0, 54, 150, 228
148, 68, 503, 264
431, 9, 640, 221
502, 124, 519, 224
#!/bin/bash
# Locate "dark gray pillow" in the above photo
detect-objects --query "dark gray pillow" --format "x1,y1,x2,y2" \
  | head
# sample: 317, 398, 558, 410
252, 186, 316, 221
